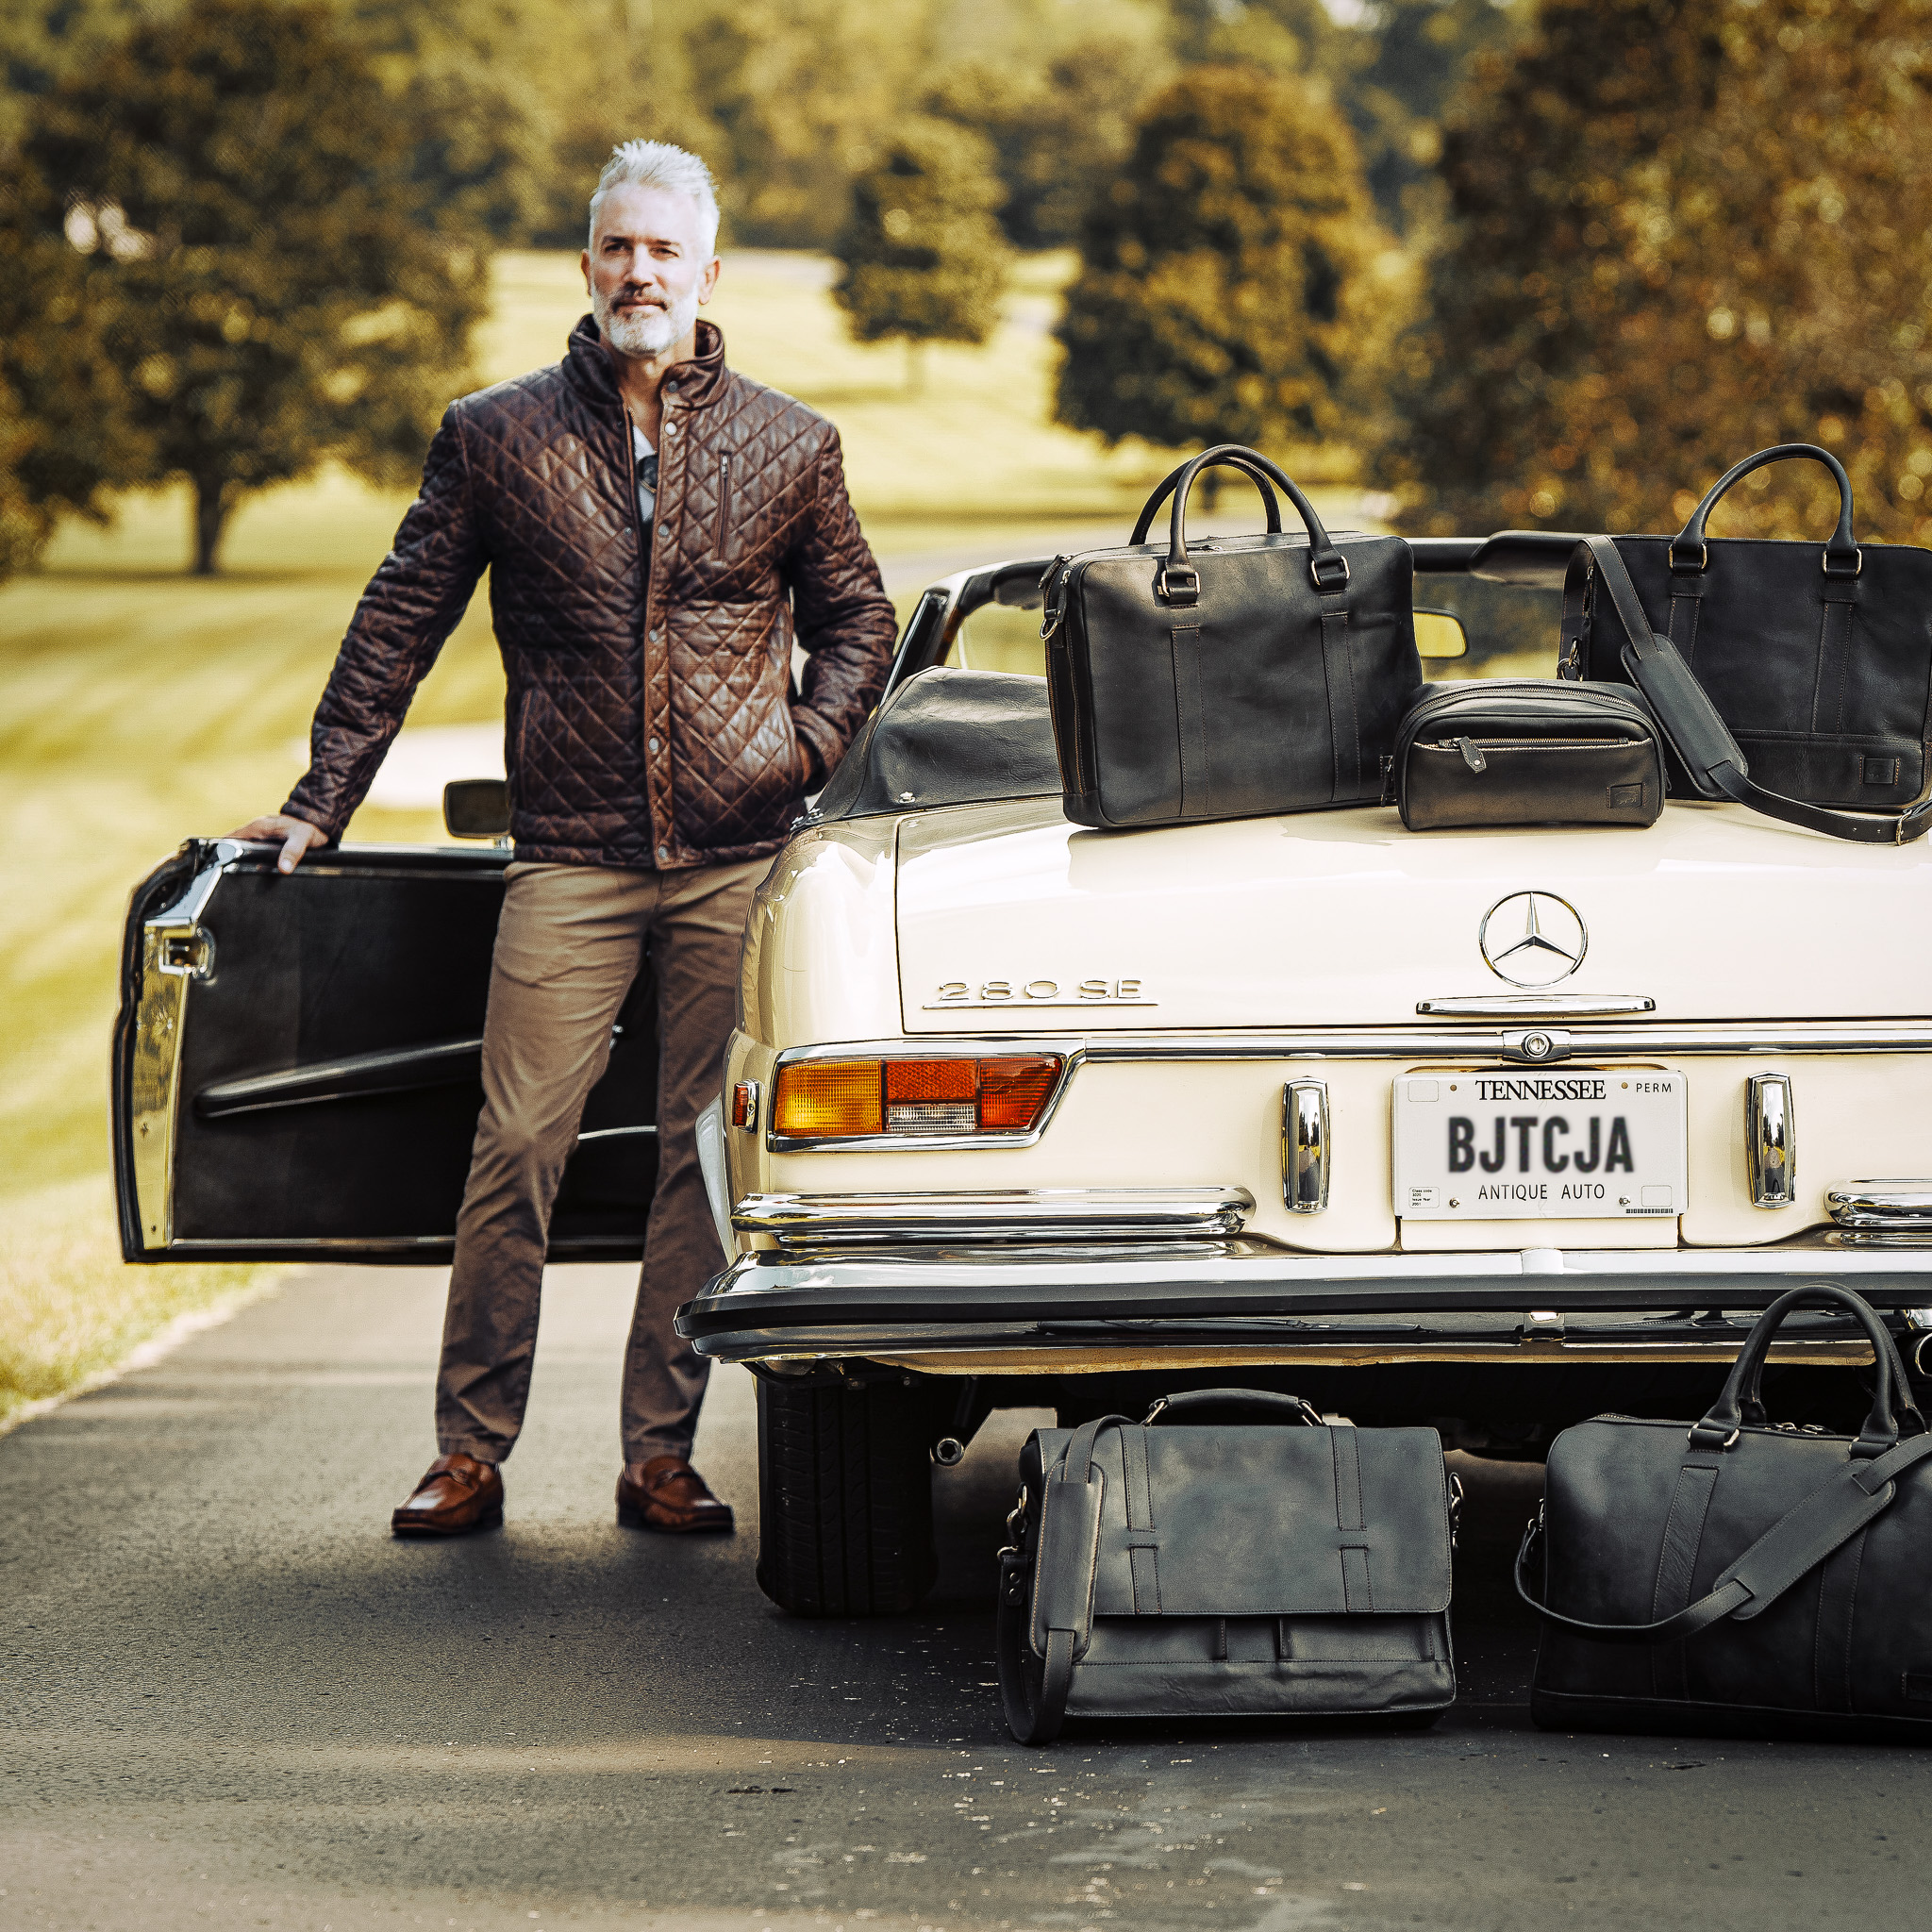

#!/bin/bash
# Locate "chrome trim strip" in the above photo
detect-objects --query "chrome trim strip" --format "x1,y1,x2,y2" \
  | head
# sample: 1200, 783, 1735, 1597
733, 1186, 1253, 1246
1283, 1080, 1329, 1213
775, 1024, 1932, 1070
1826, 1179, 1932, 1229
1417, 994, 1656, 1017
1744, 1073, 1797, 1208
576, 1124, 658, 1141
196, 1036, 484, 1118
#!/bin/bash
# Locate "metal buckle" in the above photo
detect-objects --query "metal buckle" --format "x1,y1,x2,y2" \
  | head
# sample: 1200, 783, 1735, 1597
1309, 552, 1350, 591
1823, 547, 1863, 577
1688, 1424, 1741, 1450
1156, 564, 1199, 606
1669, 542, 1707, 573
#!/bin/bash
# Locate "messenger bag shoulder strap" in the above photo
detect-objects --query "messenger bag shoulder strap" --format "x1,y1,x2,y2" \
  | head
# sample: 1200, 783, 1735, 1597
1576, 536, 1932, 845
1516, 1427, 1932, 1644
998, 1416, 1129, 1742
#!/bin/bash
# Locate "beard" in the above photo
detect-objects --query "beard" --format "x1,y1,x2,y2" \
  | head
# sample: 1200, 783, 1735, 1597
595, 280, 699, 358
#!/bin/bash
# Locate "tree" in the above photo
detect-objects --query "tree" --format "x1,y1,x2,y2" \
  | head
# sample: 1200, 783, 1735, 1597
19, 0, 489, 575
1054, 64, 1391, 463
1383, 0, 1932, 548
831, 118, 1012, 395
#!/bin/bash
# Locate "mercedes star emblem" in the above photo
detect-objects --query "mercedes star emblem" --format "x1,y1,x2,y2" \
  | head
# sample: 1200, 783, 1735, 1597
1478, 890, 1588, 987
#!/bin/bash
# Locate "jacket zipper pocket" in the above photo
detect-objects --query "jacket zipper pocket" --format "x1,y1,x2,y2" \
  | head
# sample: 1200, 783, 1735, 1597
713, 452, 731, 551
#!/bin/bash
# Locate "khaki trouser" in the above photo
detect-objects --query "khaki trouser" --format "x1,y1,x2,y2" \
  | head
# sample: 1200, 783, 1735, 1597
435, 858, 766, 1465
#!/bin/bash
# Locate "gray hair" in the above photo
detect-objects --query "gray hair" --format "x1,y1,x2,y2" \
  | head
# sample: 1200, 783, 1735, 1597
589, 141, 720, 256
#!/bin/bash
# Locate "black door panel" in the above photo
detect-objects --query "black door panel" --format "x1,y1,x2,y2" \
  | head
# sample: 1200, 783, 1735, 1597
114, 841, 656, 1261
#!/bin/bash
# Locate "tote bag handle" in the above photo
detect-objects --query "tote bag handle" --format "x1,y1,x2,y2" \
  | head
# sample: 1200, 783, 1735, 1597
1668, 442, 1859, 576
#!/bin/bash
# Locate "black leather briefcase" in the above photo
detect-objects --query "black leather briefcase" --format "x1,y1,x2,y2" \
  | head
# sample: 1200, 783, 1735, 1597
1040, 445, 1423, 830
996, 1390, 1457, 1742
1562, 443, 1932, 817
1390, 679, 1664, 831
1519, 1284, 1932, 1741
1566, 532, 1931, 844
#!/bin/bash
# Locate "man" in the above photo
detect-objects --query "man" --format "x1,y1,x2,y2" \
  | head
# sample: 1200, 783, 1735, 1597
231, 142, 896, 1537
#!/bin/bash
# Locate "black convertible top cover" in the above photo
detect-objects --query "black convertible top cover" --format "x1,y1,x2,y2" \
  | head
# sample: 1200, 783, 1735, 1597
808, 668, 1061, 823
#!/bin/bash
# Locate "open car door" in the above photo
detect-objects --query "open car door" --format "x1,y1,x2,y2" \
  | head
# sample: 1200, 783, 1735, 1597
112, 839, 656, 1262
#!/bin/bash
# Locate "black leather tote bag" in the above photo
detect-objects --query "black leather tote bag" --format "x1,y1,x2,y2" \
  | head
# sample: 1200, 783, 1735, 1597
1519, 1284, 1932, 1741
996, 1390, 1457, 1743
1041, 445, 1422, 830
1566, 534, 1932, 843
1391, 679, 1663, 831
1561, 444, 1932, 813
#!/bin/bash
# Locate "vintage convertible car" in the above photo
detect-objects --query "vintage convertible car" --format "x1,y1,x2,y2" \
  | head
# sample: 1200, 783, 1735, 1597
113, 530, 1932, 1618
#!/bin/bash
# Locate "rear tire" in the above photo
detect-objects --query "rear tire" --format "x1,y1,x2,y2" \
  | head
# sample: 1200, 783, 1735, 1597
755, 1374, 939, 1617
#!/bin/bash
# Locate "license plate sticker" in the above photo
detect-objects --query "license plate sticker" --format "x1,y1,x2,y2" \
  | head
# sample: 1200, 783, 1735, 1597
1392, 1070, 1687, 1221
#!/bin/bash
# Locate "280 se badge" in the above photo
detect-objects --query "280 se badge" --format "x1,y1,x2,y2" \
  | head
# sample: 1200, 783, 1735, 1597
1392, 1070, 1688, 1220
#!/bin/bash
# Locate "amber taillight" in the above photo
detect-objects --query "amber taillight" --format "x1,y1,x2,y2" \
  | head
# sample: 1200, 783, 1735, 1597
772, 1056, 1064, 1141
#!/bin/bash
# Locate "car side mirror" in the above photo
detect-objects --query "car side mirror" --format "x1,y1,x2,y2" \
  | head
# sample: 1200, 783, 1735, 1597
443, 778, 510, 841
1414, 608, 1470, 659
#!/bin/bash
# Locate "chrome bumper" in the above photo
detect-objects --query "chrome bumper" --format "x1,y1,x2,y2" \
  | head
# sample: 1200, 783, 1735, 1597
675, 1236, 1932, 1369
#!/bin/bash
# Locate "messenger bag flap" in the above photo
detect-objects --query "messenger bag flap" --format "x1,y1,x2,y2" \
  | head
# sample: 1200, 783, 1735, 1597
1034, 1424, 1451, 1630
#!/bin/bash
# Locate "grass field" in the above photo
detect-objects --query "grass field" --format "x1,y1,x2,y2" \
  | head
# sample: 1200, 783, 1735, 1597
0, 246, 1377, 1424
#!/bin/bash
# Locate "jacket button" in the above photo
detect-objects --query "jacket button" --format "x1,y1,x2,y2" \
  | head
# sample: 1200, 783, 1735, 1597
664, 421, 679, 436
649, 736, 660, 753
649, 627, 662, 641
658, 845, 671, 861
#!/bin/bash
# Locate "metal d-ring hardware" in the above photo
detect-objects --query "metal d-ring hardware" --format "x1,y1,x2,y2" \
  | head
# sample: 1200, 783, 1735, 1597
1283, 1078, 1330, 1214
1744, 1073, 1797, 1208
1156, 562, 1200, 606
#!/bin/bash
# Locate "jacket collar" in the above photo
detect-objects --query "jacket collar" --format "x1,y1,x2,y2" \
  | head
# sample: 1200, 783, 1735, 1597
564, 315, 728, 412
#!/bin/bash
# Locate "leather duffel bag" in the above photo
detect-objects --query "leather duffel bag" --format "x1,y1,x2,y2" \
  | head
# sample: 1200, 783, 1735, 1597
1519, 1283, 1932, 1740
1561, 443, 1932, 819
1040, 445, 1422, 829
1390, 678, 1664, 831
996, 1390, 1457, 1742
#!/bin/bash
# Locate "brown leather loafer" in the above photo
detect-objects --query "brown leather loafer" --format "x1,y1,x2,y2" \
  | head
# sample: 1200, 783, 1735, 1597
391, 1452, 504, 1537
617, 1457, 735, 1534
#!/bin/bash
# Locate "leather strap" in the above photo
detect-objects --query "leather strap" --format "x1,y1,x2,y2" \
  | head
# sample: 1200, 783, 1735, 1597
1668, 442, 1858, 575
1574, 537, 1932, 844
1131, 453, 1284, 543
1516, 1426, 1932, 1643
996, 1416, 1132, 1743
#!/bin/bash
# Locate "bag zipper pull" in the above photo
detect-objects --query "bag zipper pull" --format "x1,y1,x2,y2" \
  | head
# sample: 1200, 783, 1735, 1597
1457, 736, 1488, 774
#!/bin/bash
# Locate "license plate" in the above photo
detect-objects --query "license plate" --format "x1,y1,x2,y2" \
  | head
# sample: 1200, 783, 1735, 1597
1391, 1069, 1687, 1221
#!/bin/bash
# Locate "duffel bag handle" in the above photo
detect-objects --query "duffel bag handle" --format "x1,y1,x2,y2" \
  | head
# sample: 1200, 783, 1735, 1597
1694, 1283, 1923, 1457
1142, 1388, 1324, 1427
1131, 452, 1285, 544
1150, 443, 1350, 607
1668, 442, 1859, 577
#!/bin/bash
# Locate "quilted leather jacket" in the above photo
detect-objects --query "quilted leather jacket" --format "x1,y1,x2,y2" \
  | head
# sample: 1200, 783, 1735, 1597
284, 318, 897, 868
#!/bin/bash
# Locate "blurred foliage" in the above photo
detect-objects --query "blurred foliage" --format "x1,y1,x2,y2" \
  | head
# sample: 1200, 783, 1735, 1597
831, 118, 1012, 390
10, 0, 488, 575
1054, 64, 1392, 458
1384, 0, 1932, 546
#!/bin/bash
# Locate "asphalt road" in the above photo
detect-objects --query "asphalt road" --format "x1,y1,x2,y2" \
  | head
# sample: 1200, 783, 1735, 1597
6, 1264, 1930, 1932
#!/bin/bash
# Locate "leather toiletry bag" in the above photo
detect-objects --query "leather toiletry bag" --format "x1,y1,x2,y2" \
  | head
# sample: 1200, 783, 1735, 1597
997, 1389, 1457, 1742
1040, 445, 1423, 830
1519, 1284, 1932, 1741
1390, 679, 1664, 831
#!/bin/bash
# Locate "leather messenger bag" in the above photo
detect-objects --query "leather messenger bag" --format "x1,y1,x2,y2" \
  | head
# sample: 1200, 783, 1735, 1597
996, 1390, 1457, 1743
1519, 1284, 1932, 1741
1562, 442, 1932, 827
1040, 446, 1422, 829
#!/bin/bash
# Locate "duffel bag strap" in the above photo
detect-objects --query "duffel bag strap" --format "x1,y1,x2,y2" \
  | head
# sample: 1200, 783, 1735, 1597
997, 1416, 1129, 1743
1572, 537, 1932, 844
1516, 1426, 1932, 1643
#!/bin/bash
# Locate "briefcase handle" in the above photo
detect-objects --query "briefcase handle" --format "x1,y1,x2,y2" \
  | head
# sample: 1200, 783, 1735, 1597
1667, 441, 1859, 576
1130, 451, 1286, 543
1692, 1283, 1924, 1457
1141, 443, 1353, 606
1141, 1388, 1324, 1427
